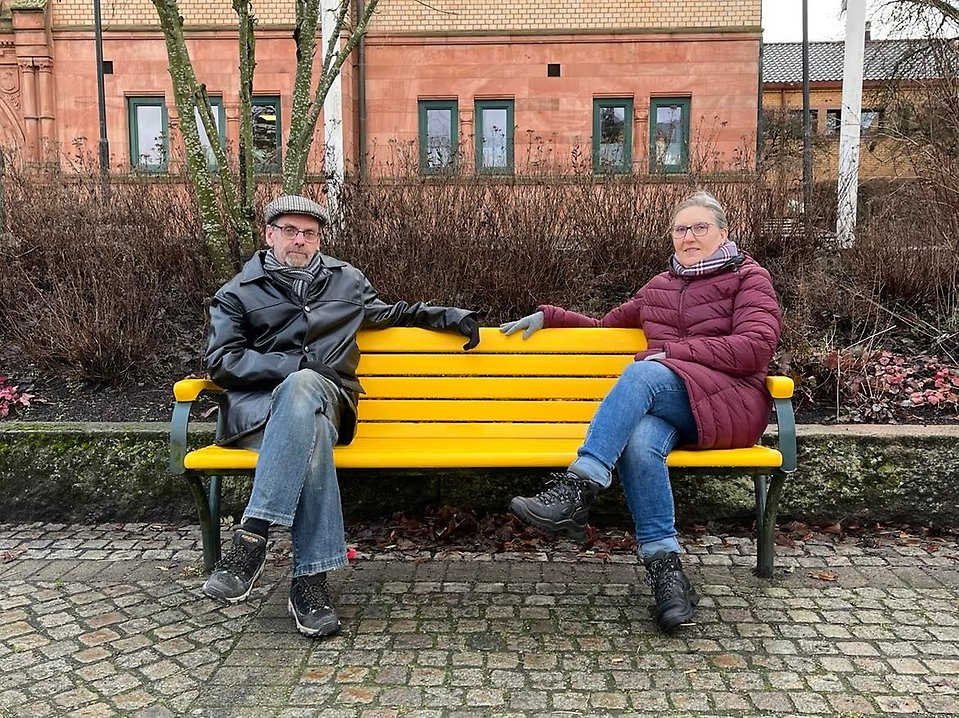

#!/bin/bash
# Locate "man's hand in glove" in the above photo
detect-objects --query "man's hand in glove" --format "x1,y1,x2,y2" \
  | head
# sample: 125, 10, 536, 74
499, 311, 545, 340
458, 315, 480, 351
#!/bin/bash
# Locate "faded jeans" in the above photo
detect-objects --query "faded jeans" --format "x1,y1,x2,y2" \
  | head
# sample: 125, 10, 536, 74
236, 369, 348, 578
568, 361, 698, 558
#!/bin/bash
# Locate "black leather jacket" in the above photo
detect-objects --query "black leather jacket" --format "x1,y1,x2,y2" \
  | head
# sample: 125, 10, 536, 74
205, 251, 474, 445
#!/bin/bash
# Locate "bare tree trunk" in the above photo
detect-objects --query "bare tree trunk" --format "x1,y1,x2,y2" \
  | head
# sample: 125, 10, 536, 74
152, 0, 240, 281
234, 0, 257, 258
282, 0, 379, 194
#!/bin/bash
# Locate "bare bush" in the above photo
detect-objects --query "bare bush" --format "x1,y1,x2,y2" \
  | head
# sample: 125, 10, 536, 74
0, 163, 213, 382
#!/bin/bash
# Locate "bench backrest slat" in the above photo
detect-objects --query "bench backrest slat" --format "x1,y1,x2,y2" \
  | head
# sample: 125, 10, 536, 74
357, 399, 602, 423
357, 354, 634, 377
355, 327, 647, 354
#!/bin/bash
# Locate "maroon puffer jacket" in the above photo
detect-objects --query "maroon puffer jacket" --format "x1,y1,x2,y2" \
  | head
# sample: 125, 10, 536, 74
539, 256, 782, 449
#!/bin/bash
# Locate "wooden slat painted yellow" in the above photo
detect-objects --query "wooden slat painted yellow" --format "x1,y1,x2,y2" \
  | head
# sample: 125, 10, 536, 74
357, 353, 634, 377
356, 399, 603, 423
352, 422, 590, 439
356, 327, 647, 354
360, 376, 617, 400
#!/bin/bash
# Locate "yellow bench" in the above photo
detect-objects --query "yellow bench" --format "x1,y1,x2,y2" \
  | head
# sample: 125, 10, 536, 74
169, 327, 796, 576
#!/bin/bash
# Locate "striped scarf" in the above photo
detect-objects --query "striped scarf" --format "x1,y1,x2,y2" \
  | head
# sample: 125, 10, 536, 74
670, 241, 743, 277
262, 249, 326, 299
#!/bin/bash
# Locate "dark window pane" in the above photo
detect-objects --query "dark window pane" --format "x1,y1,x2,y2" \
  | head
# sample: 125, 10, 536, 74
426, 108, 454, 168
599, 105, 626, 167
253, 101, 280, 169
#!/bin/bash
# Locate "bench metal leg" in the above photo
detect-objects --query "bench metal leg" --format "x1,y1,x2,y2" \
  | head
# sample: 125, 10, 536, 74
186, 473, 222, 573
754, 472, 786, 578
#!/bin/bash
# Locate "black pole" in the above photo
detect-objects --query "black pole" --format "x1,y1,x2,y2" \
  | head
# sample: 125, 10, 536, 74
93, 0, 109, 177
802, 0, 813, 237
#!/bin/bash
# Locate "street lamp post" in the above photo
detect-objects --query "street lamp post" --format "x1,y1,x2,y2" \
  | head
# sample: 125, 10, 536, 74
93, 0, 109, 178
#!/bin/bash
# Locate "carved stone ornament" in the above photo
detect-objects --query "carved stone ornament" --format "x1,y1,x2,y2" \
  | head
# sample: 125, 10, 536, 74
0, 67, 19, 95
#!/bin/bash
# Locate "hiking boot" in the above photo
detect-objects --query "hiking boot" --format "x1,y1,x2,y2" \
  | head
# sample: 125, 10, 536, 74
644, 550, 699, 633
288, 573, 341, 638
202, 529, 267, 604
508, 471, 602, 540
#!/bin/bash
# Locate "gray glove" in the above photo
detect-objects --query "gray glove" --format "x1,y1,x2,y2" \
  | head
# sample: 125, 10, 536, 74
499, 311, 545, 339
643, 351, 667, 362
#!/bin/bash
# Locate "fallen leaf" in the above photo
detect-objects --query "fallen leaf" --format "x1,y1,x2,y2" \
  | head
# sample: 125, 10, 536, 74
809, 570, 839, 582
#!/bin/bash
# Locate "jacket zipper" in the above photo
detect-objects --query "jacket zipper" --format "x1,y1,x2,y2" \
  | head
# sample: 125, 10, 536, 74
677, 280, 690, 337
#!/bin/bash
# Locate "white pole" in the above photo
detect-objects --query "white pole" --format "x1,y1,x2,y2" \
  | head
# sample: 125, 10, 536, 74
836, 0, 868, 247
322, 0, 345, 223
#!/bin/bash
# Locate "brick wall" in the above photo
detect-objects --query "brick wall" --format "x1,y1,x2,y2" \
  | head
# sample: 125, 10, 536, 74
370, 0, 760, 34
50, 0, 758, 31
51, 0, 293, 28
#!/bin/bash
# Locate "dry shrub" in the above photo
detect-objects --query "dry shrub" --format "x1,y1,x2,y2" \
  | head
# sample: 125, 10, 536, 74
0, 147, 956, 399
0, 168, 213, 382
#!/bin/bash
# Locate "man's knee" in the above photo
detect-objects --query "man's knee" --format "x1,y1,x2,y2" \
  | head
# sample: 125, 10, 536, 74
273, 369, 340, 417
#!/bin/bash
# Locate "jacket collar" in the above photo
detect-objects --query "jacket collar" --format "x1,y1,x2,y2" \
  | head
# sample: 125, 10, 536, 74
239, 250, 347, 285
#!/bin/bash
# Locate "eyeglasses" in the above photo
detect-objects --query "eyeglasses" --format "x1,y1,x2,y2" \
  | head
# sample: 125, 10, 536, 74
671, 222, 714, 239
271, 224, 321, 242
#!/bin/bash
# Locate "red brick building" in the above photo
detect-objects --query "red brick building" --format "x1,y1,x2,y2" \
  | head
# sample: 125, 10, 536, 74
0, 0, 763, 175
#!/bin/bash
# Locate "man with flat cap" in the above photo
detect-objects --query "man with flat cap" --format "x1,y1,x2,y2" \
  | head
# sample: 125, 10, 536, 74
202, 194, 480, 637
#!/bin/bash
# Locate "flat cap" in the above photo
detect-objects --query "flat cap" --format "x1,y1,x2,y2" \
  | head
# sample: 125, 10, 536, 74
263, 195, 329, 226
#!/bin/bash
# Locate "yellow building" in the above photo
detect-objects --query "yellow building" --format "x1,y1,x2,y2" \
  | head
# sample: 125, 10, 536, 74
760, 38, 940, 180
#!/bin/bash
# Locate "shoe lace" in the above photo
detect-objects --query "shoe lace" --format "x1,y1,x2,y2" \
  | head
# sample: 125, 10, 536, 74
534, 473, 589, 505
298, 575, 334, 611
645, 554, 685, 603
213, 541, 262, 577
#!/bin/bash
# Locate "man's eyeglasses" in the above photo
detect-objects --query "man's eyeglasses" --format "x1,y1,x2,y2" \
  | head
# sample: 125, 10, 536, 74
271, 224, 321, 242
671, 222, 714, 239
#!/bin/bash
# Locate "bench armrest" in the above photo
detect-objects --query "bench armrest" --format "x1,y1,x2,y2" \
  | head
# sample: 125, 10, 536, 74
766, 375, 797, 473
765, 375, 794, 399
169, 379, 223, 474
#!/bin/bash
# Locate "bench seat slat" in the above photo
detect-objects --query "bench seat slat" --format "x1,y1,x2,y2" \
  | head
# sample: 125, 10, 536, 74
357, 399, 603, 423
358, 354, 634, 376
354, 422, 590, 439
360, 377, 618, 400
357, 327, 647, 354
184, 440, 783, 471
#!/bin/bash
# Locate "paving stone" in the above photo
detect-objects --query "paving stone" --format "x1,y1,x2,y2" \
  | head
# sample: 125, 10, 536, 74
1, 523, 957, 716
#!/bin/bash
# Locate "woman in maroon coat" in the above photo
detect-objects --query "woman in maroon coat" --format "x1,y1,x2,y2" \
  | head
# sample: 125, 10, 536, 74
502, 190, 782, 633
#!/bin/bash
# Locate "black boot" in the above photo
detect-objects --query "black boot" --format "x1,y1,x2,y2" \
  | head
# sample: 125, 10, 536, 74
508, 471, 602, 540
288, 573, 341, 638
644, 550, 699, 633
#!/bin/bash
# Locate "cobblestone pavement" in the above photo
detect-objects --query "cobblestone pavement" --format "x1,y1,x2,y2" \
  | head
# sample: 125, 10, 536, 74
1, 522, 957, 717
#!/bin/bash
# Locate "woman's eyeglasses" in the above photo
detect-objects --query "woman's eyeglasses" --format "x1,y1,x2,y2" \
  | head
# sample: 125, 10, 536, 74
671, 222, 714, 239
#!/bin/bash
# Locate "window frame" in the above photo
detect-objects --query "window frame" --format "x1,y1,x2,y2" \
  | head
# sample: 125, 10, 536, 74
474, 99, 515, 174
826, 107, 883, 136
649, 97, 691, 174
417, 99, 459, 174
592, 98, 634, 173
252, 95, 282, 173
128, 96, 169, 172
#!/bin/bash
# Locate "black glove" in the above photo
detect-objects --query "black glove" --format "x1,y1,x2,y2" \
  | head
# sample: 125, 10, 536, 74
458, 315, 480, 351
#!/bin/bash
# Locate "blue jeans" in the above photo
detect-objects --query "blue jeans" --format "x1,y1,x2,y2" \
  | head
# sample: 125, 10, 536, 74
236, 370, 348, 578
569, 361, 698, 559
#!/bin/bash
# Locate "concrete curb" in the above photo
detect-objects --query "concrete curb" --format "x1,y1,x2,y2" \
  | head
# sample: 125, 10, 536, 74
0, 422, 958, 526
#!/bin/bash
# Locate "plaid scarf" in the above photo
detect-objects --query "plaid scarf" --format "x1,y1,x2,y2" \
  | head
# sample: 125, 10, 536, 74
262, 249, 326, 299
670, 241, 743, 277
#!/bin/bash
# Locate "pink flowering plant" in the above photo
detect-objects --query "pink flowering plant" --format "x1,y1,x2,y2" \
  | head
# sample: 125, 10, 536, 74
0, 375, 34, 419
811, 349, 959, 422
